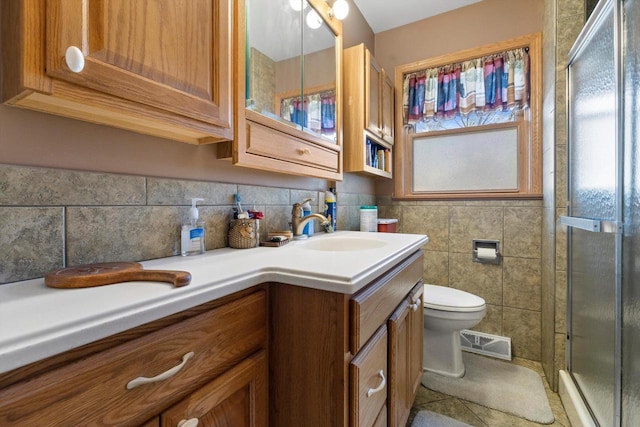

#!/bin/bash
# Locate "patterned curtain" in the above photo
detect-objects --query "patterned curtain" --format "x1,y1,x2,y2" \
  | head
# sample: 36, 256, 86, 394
281, 90, 336, 134
403, 48, 530, 124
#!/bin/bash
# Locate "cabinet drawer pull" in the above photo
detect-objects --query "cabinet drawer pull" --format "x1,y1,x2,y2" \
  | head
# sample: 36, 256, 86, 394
177, 418, 199, 427
366, 370, 386, 397
126, 351, 194, 390
65, 46, 85, 73
298, 147, 311, 155
410, 297, 421, 312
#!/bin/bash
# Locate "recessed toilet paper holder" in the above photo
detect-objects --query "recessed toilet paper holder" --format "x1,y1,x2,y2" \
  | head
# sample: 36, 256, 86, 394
472, 239, 501, 265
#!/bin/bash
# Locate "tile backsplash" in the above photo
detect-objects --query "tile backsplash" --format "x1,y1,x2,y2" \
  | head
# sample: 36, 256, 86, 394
0, 164, 374, 284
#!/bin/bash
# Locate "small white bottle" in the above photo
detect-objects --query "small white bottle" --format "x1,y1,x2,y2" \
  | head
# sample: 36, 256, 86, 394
181, 198, 206, 256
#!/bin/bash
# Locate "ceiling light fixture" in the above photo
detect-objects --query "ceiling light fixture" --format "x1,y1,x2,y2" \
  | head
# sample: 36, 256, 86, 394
289, 0, 308, 11
329, 0, 349, 20
306, 9, 323, 29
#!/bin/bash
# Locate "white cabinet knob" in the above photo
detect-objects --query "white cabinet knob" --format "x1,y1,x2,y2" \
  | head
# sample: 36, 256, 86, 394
177, 418, 199, 427
65, 46, 85, 73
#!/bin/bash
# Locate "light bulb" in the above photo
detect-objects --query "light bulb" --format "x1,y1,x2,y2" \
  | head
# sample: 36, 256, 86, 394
289, 0, 308, 12
332, 0, 349, 20
306, 9, 322, 29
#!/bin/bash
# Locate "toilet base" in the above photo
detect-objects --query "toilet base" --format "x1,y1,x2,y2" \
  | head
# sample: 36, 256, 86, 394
423, 328, 467, 378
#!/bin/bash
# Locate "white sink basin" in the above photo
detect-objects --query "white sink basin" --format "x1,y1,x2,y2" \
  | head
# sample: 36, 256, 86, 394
299, 236, 387, 252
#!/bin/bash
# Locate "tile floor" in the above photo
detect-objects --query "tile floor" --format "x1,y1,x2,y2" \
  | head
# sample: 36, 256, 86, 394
408, 358, 571, 427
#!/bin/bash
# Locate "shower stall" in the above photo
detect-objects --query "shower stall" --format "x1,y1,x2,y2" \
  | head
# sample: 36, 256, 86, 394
560, 0, 640, 426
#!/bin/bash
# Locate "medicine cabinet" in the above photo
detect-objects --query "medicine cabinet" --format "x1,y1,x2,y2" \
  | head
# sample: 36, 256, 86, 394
219, 0, 343, 180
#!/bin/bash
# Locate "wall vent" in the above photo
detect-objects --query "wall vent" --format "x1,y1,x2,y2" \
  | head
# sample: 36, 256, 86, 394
460, 329, 512, 361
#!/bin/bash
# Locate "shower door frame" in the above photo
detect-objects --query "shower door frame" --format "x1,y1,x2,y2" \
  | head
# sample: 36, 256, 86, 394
563, 0, 624, 425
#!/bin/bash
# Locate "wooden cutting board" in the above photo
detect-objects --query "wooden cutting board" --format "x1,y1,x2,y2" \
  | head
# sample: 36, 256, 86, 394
44, 262, 192, 289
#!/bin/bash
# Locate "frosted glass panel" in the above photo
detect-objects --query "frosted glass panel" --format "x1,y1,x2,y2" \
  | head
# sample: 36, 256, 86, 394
623, 0, 640, 425
568, 5, 616, 221
412, 127, 518, 192
567, 2, 616, 426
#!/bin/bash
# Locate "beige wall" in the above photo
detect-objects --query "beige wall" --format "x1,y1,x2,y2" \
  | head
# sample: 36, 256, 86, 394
374, 0, 544, 73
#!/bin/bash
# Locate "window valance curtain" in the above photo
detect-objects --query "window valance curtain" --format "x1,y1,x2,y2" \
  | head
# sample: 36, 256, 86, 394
402, 47, 530, 124
280, 90, 336, 133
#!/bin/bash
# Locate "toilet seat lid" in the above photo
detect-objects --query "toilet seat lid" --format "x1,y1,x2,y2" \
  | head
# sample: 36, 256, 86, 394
423, 284, 486, 312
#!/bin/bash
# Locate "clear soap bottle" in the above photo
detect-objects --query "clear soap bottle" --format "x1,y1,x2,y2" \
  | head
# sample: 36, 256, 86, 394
181, 198, 205, 256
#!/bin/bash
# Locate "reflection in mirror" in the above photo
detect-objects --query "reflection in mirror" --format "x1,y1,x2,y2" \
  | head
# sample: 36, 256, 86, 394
246, 0, 337, 143
302, 8, 337, 142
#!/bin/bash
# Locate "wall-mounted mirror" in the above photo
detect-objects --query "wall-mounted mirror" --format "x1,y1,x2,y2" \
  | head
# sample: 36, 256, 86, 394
246, 0, 337, 143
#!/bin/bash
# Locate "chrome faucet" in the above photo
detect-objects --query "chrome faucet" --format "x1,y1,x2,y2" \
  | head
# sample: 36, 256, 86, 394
291, 200, 333, 238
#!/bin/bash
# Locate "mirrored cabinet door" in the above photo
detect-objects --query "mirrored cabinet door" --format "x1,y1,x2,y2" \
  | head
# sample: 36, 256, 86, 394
228, 0, 343, 181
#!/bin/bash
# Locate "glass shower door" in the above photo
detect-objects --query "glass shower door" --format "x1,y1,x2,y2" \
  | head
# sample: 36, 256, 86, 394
564, 0, 619, 426
622, 0, 640, 425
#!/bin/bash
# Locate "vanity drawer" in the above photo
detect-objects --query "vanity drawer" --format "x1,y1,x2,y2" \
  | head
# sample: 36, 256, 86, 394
0, 290, 267, 426
350, 325, 388, 427
350, 251, 423, 354
246, 120, 339, 171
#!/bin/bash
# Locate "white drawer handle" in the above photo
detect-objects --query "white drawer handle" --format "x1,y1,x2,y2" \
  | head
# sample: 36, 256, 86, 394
366, 370, 386, 397
65, 46, 85, 73
410, 297, 421, 312
177, 418, 199, 427
126, 351, 194, 390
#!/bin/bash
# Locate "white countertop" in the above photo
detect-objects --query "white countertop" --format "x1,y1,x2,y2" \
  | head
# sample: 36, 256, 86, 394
0, 231, 427, 375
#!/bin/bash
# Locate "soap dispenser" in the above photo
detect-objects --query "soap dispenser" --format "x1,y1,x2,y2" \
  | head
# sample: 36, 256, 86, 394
181, 198, 205, 256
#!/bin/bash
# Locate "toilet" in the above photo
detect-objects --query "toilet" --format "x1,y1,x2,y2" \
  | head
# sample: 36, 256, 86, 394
423, 284, 486, 378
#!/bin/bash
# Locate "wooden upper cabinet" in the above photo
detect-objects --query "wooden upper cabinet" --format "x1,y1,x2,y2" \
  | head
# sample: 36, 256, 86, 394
381, 74, 395, 145
343, 43, 394, 178
365, 51, 382, 137
2, 0, 233, 144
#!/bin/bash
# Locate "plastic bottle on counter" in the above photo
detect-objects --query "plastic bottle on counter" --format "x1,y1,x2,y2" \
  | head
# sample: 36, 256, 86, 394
181, 198, 206, 256
324, 188, 337, 232
360, 205, 378, 232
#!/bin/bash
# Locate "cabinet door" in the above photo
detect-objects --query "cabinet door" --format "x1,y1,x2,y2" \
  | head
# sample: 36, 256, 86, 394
365, 50, 382, 136
388, 281, 423, 427
46, 0, 232, 131
161, 350, 267, 427
381, 72, 395, 145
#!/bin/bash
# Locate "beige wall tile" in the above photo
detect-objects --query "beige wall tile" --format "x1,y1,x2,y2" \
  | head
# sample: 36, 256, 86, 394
556, 207, 567, 270
0, 165, 146, 206
475, 303, 502, 336
237, 184, 290, 205
449, 206, 503, 253
147, 178, 236, 206
555, 270, 567, 334
404, 206, 449, 251
423, 250, 449, 286
504, 257, 542, 311
66, 206, 184, 264
504, 307, 541, 360
0, 207, 64, 283
553, 332, 566, 389
503, 207, 542, 258
449, 252, 503, 305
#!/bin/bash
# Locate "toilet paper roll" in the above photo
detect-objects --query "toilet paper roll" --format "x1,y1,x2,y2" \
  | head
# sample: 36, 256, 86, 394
476, 247, 497, 260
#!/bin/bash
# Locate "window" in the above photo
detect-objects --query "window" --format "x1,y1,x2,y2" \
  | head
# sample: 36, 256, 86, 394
393, 33, 542, 199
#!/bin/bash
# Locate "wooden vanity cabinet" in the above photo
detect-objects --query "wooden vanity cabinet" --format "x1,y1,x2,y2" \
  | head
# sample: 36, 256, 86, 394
1, 0, 233, 145
270, 250, 424, 427
343, 43, 395, 179
0, 290, 267, 427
